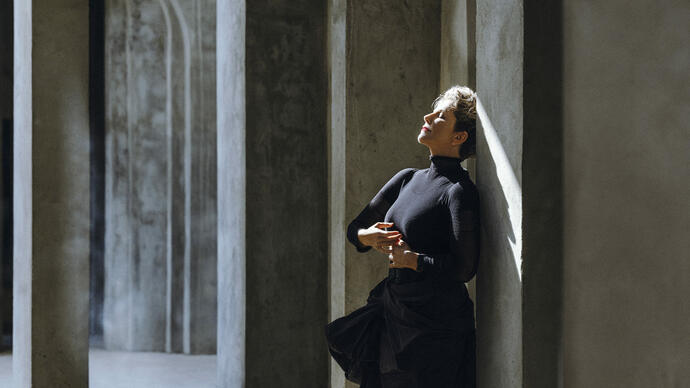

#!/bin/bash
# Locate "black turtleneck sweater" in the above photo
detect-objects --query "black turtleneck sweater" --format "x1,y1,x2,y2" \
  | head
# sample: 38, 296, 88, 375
347, 155, 480, 283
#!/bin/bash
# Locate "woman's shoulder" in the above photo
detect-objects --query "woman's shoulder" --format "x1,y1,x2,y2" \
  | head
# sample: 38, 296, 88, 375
444, 177, 479, 205
389, 167, 419, 181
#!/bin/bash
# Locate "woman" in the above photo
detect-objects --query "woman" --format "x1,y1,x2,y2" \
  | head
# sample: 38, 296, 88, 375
326, 85, 480, 388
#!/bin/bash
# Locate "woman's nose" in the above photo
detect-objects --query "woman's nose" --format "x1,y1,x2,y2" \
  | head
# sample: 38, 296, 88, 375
423, 112, 433, 123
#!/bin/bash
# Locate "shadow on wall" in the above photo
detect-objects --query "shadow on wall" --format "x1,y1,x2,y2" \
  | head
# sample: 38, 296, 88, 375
474, 97, 523, 386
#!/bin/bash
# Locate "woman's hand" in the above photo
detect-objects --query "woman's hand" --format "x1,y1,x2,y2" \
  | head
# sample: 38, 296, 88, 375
357, 222, 402, 254
388, 239, 420, 271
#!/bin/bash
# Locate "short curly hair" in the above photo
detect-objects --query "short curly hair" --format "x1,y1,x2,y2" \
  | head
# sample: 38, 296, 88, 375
431, 85, 477, 161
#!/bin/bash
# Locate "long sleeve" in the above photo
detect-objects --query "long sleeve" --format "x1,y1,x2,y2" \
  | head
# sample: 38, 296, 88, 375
416, 185, 480, 282
346, 168, 417, 252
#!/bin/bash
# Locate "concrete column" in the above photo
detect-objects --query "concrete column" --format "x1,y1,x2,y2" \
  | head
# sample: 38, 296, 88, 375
218, 0, 329, 386
216, 1, 245, 384
244, 2, 329, 386
13, 1, 90, 387
474, 2, 525, 385
328, 1, 442, 387
440, 0, 475, 91
103, 0, 217, 354
475, 1, 563, 387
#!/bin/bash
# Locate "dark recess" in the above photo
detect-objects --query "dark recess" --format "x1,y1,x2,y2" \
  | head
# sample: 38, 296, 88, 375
89, 0, 106, 348
1, 0, 13, 352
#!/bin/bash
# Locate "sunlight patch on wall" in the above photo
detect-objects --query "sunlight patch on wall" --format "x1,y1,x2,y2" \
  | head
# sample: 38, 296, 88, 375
476, 97, 523, 281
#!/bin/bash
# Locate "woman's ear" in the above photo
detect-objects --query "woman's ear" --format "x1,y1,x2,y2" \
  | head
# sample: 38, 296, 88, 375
452, 131, 468, 146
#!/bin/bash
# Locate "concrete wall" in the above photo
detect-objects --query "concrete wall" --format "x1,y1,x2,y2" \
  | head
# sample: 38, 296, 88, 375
216, 0, 245, 384
562, 0, 690, 386
13, 1, 91, 386
475, 2, 565, 387
475, 0, 524, 387
104, 0, 217, 354
217, 0, 329, 386
244, 1, 328, 386
476, 0, 688, 387
440, 0, 475, 91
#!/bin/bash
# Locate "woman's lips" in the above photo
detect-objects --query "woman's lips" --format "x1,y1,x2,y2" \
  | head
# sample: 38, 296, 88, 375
421, 126, 430, 132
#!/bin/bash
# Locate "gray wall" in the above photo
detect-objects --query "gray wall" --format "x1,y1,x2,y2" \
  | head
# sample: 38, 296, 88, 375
476, 0, 688, 387
475, 0, 524, 386
244, 0, 328, 386
440, 0, 475, 91
104, 0, 217, 354
562, 0, 690, 386
13, 1, 91, 386
216, 0, 245, 385
475, 1, 565, 387
217, 0, 329, 386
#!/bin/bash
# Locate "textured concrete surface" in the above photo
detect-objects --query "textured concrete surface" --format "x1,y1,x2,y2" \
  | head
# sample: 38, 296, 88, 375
104, 0, 217, 354
521, 1, 564, 387
216, 0, 246, 386
475, 2, 566, 388
328, 1, 442, 387
244, 1, 328, 387
0, 350, 216, 388
475, 1, 524, 387
562, 0, 690, 387
13, 1, 91, 387
218, 0, 330, 385
440, 0, 475, 91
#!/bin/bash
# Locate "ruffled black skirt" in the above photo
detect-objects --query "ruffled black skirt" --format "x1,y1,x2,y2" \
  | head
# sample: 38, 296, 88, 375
326, 268, 476, 388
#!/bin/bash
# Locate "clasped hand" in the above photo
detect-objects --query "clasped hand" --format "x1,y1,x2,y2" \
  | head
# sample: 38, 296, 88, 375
357, 222, 419, 271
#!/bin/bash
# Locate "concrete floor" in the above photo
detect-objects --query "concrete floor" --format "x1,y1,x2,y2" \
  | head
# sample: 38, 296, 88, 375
0, 349, 216, 388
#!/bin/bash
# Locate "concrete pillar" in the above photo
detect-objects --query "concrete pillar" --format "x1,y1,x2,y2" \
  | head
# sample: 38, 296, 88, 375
440, 0, 475, 91
103, 0, 217, 354
216, 0, 244, 384
562, 0, 690, 386
217, 0, 329, 386
13, 1, 90, 387
475, 0, 563, 387
328, 1, 442, 387
474, 2, 525, 385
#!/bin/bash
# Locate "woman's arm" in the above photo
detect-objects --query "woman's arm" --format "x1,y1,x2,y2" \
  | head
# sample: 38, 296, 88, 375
346, 168, 417, 252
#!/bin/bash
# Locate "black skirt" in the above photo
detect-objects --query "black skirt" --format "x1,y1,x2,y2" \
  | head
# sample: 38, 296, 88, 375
326, 268, 476, 388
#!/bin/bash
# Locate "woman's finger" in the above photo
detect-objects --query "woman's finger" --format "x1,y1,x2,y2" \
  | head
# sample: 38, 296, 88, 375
376, 242, 393, 250
377, 234, 401, 244
377, 244, 393, 252
373, 221, 394, 229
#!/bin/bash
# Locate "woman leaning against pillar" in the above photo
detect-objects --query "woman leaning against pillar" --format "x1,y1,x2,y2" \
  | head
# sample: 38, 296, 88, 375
326, 85, 480, 388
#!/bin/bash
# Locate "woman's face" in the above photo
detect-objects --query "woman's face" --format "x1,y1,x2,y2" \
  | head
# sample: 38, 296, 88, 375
417, 108, 461, 149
